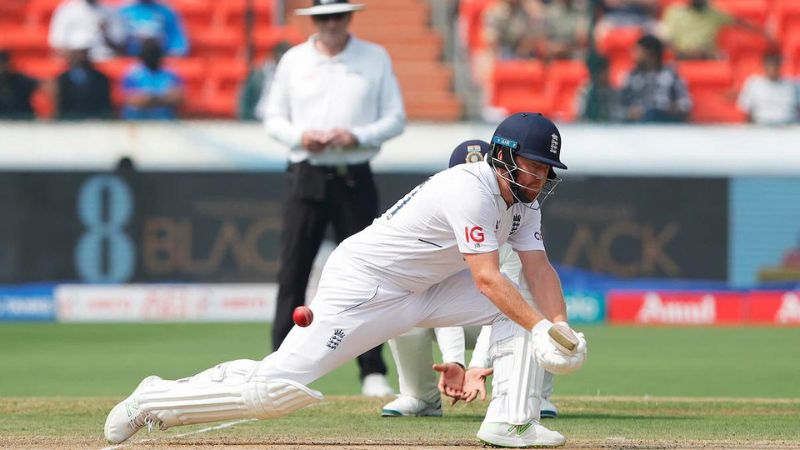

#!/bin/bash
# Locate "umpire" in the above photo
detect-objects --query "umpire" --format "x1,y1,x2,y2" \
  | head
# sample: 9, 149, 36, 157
264, 0, 406, 396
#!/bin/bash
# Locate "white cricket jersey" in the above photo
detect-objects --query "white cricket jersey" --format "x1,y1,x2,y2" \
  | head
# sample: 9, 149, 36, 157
340, 160, 545, 292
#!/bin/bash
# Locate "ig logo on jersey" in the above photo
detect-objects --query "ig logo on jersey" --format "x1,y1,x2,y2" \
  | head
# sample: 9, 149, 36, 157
465, 226, 485, 243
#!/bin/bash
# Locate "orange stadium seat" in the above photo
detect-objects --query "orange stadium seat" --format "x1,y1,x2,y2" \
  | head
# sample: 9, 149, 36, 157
677, 60, 744, 123
0, 0, 27, 28
13, 57, 66, 79
166, 0, 212, 28
717, 27, 771, 85
0, 25, 50, 59
212, 0, 274, 30
546, 60, 589, 122
25, 0, 62, 28
188, 26, 244, 59
773, 0, 800, 40
459, 0, 495, 54
783, 29, 800, 75
715, 0, 769, 25
489, 60, 552, 115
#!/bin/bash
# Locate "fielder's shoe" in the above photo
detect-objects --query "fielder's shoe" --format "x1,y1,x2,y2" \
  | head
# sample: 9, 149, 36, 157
104, 376, 164, 444
540, 398, 558, 419
477, 421, 566, 448
381, 395, 443, 417
361, 373, 395, 397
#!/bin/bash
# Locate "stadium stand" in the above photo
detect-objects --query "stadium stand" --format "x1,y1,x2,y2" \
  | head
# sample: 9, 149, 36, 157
478, 0, 799, 123
3, 0, 459, 120
3, 0, 799, 123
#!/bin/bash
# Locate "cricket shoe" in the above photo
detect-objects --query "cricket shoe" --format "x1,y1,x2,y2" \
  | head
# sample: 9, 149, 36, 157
104, 376, 165, 444
477, 421, 565, 448
540, 398, 558, 418
361, 373, 395, 397
381, 395, 442, 417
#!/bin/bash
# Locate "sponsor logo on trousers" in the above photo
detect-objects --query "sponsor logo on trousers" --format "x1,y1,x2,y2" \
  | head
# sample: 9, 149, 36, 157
636, 292, 716, 324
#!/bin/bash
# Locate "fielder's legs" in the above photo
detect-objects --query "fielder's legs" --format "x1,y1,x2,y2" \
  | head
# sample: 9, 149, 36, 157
383, 328, 442, 416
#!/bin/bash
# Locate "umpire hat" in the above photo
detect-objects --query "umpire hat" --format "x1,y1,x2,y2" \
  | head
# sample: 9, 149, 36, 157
491, 113, 568, 172
296, 0, 365, 16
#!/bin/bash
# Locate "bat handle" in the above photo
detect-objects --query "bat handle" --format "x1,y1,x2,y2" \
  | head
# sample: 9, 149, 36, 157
548, 324, 578, 356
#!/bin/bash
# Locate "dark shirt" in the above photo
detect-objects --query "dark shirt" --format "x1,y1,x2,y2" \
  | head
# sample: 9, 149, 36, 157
57, 67, 113, 120
0, 73, 38, 119
620, 66, 693, 122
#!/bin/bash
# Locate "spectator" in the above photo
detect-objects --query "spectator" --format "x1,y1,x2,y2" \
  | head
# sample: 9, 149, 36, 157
594, 0, 659, 42
264, 0, 405, 398
238, 41, 292, 121
483, 0, 545, 60
660, 0, 769, 60
49, 0, 124, 61
117, 0, 189, 57
121, 38, 183, 120
576, 55, 621, 122
542, 0, 590, 60
0, 50, 39, 120
737, 52, 800, 125
55, 32, 113, 120
620, 34, 692, 123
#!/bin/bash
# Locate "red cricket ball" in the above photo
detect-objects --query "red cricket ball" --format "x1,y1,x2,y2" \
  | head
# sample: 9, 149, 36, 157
292, 306, 314, 327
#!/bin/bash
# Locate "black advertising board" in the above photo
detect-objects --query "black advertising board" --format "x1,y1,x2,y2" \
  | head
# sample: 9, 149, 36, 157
0, 172, 429, 284
0, 172, 725, 283
543, 176, 728, 280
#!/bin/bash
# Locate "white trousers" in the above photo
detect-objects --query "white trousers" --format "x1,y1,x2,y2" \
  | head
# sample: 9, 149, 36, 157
257, 247, 504, 382
388, 326, 482, 402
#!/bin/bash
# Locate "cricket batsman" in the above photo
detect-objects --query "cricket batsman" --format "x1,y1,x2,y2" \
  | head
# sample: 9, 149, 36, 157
382, 140, 559, 419
104, 112, 588, 448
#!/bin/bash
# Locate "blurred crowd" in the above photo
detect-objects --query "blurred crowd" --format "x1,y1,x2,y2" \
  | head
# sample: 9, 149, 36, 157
1, 0, 799, 124
471, 0, 799, 124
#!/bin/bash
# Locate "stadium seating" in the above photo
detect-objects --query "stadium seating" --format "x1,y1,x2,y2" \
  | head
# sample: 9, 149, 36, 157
5, 0, 800, 122
677, 60, 745, 123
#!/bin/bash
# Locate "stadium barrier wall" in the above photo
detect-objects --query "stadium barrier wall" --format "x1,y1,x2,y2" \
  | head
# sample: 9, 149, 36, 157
607, 290, 800, 326
0, 172, 732, 284
0, 285, 55, 322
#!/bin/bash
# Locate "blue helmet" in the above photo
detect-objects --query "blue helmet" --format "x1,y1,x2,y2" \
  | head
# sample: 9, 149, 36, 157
491, 112, 567, 176
448, 139, 491, 168
489, 112, 566, 207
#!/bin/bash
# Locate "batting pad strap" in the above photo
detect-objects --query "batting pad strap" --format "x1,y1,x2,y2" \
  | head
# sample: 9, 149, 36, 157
247, 378, 324, 420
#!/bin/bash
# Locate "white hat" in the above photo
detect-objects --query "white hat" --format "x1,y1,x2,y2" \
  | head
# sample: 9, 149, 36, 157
295, 0, 365, 16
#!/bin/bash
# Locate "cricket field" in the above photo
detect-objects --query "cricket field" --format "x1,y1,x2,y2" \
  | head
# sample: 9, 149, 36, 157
2, 323, 799, 449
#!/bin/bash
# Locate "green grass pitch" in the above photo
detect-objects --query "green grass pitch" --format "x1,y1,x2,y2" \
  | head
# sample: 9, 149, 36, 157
1, 323, 799, 448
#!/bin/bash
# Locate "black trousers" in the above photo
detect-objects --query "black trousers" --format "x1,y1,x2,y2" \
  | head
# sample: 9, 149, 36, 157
272, 160, 387, 379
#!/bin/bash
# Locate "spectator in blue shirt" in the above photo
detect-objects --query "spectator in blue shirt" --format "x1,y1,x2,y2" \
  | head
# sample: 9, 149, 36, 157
121, 38, 183, 120
117, 0, 189, 57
